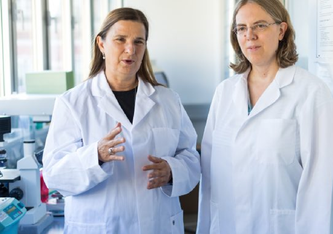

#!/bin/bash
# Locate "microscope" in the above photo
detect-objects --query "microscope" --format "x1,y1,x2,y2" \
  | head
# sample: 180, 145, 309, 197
0, 115, 53, 233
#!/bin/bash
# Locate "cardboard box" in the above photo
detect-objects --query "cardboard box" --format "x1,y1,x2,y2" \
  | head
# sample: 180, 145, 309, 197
26, 71, 74, 94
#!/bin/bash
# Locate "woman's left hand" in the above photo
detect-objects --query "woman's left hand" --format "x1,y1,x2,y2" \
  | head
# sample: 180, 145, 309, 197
142, 155, 172, 189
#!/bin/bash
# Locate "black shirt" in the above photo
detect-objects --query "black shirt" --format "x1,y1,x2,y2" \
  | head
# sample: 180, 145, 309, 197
113, 87, 137, 123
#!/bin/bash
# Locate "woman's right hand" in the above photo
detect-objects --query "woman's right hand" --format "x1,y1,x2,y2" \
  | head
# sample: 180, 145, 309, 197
97, 122, 126, 163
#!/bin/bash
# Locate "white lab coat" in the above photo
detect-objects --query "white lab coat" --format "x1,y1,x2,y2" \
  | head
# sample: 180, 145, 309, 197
197, 65, 333, 234
43, 72, 200, 234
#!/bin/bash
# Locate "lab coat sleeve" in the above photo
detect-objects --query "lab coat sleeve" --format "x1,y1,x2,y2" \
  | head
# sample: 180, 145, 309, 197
160, 97, 201, 197
43, 96, 113, 197
296, 83, 333, 234
196, 89, 220, 234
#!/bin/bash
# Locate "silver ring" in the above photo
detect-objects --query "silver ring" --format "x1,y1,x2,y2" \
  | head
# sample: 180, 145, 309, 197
108, 147, 114, 155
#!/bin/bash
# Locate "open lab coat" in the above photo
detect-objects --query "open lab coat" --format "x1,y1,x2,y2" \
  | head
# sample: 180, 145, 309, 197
43, 72, 200, 234
197, 65, 333, 234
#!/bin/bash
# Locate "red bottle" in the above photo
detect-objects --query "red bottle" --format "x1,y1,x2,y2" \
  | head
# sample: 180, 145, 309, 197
40, 169, 49, 203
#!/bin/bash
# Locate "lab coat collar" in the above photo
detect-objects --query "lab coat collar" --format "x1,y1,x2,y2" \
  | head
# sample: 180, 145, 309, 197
233, 70, 251, 117
90, 72, 156, 130
274, 65, 296, 88
250, 65, 296, 117
132, 78, 156, 127
91, 71, 113, 97
233, 65, 296, 119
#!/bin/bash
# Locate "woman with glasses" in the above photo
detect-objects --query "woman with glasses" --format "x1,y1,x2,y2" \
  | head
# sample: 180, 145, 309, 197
197, 0, 333, 233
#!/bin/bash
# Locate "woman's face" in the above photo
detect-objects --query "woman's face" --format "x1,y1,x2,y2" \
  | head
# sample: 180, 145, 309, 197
98, 20, 146, 80
235, 3, 287, 69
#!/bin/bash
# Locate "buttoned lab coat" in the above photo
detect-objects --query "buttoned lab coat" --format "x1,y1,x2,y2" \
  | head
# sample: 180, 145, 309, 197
197, 66, 333, 234
43, 72, 200, 234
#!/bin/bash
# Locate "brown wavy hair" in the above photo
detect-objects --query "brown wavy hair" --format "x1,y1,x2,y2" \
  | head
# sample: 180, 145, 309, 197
88, 7, 159, 86
230, 0, 298, 73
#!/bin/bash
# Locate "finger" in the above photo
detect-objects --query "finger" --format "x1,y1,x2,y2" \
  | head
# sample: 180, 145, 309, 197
147, 155, 163, 163
99, 151, 125, 163
109, 145, 125, 154
142, 156, 163, 171
111, 137, 126, 147
109, 155, 125, 161
142, 163, 162, 171
147, 180, 158, 189
147, 177, 169, 189
148, 170, 166, 179
105, 124, 122, 140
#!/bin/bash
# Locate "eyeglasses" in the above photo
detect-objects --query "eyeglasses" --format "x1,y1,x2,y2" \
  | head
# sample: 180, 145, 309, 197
233, 22, 279, 36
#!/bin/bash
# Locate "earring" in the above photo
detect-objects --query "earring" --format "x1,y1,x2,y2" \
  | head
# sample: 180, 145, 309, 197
102, 53, 105, 60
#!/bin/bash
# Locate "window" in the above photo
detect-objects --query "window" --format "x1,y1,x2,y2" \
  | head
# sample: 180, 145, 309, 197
92, 0, 108, 37
92, 0, 123, 36
72, 0, 84, 83
1, 0, 19, 95
0, 3, 4, 97
72, 0, 92, 83
45, 0, 73, 71
224, 0, 236, 79
46, 0, 63, 70
13, 0, 34, 93
0, 0, 122, 97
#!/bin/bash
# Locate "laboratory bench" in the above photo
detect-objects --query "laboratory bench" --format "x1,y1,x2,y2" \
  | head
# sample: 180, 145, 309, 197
36, 184, 199, 234
38, 215, 197, 234
41, 216, 64, 234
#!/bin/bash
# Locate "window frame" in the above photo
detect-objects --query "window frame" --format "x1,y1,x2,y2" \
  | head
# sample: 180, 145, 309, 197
0, 2, 4, 97
1, 0, 14, 96
0, 0, 123, 97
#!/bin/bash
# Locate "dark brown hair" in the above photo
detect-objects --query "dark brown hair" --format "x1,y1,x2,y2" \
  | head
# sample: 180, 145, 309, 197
230, 0, 298, 73
88, 7, 159, 86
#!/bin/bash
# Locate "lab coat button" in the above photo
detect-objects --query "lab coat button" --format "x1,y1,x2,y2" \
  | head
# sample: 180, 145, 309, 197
172, 220, 175, 225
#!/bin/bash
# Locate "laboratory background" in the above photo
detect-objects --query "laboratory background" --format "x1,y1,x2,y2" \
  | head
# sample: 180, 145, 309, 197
0, 0, 332, 233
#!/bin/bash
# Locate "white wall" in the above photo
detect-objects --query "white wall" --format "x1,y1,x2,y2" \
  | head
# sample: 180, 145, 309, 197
286, 0, 309, 69
307, 0, 333, 93
121, 1, 311, 104
124, 0, 224, 104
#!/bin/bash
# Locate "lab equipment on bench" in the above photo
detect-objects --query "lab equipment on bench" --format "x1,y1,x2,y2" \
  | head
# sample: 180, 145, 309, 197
0, 123, 53, 233
0, 95, 57, 233
0, 197, 26, 234
10, 140, 53, 234
0, 116, 11, 169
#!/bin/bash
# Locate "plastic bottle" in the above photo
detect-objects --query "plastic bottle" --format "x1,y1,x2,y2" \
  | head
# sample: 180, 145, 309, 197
40, 169, 49, 203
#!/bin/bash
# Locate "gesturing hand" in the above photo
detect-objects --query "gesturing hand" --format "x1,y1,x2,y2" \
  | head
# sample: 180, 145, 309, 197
142, 155, 172, 189
97, 122, 126, 163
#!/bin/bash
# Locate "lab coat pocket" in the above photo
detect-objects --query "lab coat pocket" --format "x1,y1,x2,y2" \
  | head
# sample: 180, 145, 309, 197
255, 119, 296, 165
152, 128, 180, 157
170, 210, 184, 234
210, 201, 220, 234
65, 221, 106, 234
270, 209, 295, 234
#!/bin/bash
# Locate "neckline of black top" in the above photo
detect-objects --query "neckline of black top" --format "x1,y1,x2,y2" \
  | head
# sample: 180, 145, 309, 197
112, 87, 137, 123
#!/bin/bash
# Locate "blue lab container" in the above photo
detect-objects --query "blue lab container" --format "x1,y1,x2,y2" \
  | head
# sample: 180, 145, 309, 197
0, 197, 27, 234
